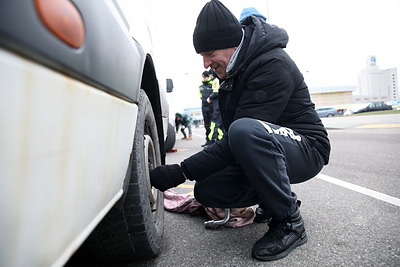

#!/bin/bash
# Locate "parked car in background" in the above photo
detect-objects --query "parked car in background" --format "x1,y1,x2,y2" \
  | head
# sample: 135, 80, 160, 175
315, 107, 338, 117
354, 102, 392, 114
387, 100, 400, 110
343, 109, 355, 116
0, 0, 174, 266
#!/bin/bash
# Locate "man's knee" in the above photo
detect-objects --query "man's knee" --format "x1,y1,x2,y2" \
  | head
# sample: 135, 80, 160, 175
228, 118, 272, 149
229, 117, 256, 137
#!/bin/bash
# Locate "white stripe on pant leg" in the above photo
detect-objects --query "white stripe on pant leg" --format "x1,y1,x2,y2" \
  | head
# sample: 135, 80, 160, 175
257, 120, 302, 141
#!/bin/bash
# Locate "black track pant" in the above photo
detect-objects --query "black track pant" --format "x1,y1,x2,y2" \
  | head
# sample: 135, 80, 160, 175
184, 118, 325, 220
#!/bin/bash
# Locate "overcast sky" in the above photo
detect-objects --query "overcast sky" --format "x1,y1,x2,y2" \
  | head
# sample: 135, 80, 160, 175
120, 0, 400, 113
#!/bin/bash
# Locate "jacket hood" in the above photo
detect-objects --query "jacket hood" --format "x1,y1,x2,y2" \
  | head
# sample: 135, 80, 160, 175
239, 7, 266, 22
234, 16, 289, 72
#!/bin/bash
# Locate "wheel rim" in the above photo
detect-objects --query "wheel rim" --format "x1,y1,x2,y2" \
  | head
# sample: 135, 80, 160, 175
144, 134, 159, 222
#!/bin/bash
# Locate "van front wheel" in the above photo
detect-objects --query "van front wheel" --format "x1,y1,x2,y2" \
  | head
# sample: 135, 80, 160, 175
84, 89, 164, 261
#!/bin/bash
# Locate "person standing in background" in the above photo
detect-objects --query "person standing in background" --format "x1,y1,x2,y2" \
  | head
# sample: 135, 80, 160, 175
199, 71, 214, 147
207, 69, 224, 144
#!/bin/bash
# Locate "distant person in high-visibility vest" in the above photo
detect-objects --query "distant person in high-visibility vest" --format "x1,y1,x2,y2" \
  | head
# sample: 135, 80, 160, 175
206, 69, 224, 144
199, 70, 214, 147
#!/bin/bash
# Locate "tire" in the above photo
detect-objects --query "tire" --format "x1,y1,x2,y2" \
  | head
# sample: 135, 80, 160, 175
165, 122, 176, 152
84, 89, 164, 261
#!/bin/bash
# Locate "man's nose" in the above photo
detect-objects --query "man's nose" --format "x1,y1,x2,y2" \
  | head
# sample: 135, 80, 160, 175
203, 57, 211, 69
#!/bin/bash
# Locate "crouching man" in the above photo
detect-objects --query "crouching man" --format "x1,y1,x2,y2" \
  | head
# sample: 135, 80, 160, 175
150, 0, 330, 261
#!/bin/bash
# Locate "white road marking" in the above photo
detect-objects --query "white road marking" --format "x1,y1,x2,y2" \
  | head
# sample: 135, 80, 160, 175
180, 129, 400, 207
316, 173, 400, 207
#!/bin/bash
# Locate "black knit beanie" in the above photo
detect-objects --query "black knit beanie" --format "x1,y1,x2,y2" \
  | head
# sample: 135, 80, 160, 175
193, 0, 242, 54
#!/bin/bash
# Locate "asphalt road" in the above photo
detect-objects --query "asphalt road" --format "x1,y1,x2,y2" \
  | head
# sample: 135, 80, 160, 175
69, 114, 400, 266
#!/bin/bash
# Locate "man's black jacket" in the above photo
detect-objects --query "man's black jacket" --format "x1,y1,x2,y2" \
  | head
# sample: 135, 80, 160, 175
182, 16, 330, 181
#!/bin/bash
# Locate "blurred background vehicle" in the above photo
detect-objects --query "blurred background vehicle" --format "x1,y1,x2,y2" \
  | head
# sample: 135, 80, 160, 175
315, 107, 339, 117
387, 100, 400, 110
343, 109, 355, 116
354, 102, 393, 114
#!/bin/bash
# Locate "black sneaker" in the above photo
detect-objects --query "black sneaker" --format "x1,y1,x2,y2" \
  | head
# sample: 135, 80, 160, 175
251, 208, 307, 261
254, 205, 271, 223
201, 140, 214, 148
201, 140, 209, 147
255, 201, 301, 224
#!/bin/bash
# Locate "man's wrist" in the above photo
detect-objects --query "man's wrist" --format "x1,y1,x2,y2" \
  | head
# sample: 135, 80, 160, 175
180, 161, 193, 181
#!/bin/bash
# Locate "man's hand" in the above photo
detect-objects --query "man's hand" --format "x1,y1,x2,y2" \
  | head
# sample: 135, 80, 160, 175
150, 164, 186, 192
207, 97, 212, 103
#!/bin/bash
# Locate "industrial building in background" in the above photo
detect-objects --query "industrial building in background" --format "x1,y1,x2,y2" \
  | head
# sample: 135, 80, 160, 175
357, 55, 398, 102
310, 56, 398, 114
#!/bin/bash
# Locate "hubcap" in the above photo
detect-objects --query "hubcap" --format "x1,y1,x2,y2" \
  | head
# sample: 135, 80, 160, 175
144, 134, 158, 221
